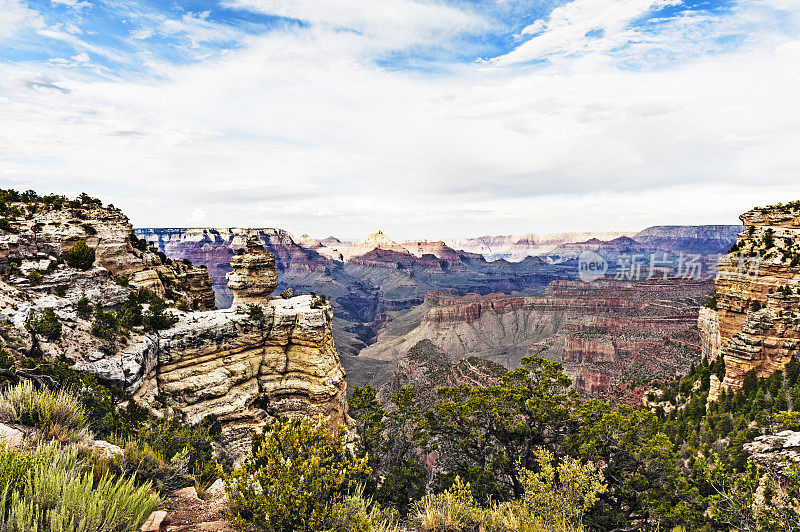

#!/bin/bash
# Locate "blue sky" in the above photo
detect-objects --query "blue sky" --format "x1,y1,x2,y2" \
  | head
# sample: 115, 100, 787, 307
1, 0, 799, 238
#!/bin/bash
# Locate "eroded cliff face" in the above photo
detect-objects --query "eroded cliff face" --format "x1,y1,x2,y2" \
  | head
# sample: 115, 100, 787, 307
1, 194, 348, 464
701, 201, 800, 395
135, 295, 346, 464
361, 278, 711, 403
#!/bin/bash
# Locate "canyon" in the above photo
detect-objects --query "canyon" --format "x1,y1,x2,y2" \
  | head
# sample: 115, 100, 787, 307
138, 224, 737, 399
355, 279, 712, 403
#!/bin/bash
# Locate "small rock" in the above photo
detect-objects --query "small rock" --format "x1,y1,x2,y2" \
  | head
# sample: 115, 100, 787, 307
280, 288, 293, 299
0, 424, 24, 449
174, 486, 200, 500
92, 439, 124, 459
206, 478, 226, 498
141, 510, 167, 532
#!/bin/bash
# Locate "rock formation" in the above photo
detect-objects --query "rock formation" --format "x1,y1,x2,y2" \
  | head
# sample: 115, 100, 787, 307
700, 201, 800, 396
360, 278, 711, 403
226, 236, 278, 307
1, 192, 348, 464
134, 293, 346, 464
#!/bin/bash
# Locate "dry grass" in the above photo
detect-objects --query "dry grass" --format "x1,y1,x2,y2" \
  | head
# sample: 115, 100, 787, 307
0, 380, 91, 445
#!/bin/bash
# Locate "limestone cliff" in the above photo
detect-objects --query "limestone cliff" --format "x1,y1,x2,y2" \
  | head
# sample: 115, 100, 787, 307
701, 201, 800, 395
134, 295, 346, 464
0, 191, 348, 464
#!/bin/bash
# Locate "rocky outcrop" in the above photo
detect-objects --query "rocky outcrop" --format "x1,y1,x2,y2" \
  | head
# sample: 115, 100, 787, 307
744, 430, 800, 474
226, 236, 278, 308
1, 192, 347, 464
6, 202, 139, 275
698, 306, 721, 361
0, 197, 215, 311
135, 295, 346, 465
701, 201, 800, 392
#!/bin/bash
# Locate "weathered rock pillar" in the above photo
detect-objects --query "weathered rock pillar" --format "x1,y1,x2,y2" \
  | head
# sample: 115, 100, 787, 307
226, 236, 278, 307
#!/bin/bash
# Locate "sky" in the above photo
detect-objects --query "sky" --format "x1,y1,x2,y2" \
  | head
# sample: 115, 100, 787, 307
1, 0, 799, 240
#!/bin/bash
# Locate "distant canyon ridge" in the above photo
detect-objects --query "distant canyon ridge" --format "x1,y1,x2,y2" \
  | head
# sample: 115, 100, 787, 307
136, 225, 739, 398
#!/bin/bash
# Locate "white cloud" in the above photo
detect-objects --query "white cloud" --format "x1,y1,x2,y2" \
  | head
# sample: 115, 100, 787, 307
187, 207, 209, 224
495, 0, 681, 64
50, 0, 91, 8
0, 0, 44, 39
1, 0, 799, 238
224, 0, 487, 49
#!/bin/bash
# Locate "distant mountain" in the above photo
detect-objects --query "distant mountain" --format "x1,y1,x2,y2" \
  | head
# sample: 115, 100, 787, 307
135, 224, 740, 365
135, 228, 575, 355
444, 225, 740, 262
634, 225, 741, 254
444, 231, 637, 261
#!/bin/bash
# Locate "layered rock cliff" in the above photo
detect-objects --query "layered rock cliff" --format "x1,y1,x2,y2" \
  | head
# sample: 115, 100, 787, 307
134, 295, 346, 464
700, 201, 800, 396
1, 191, 348, 464
360, 278, 711, 403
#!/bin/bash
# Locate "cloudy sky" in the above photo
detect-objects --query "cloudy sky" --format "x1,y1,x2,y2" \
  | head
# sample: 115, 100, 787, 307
1, 0, 799, 239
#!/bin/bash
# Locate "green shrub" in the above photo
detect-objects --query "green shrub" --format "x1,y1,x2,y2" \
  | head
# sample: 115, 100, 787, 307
0, 444, 158, 532
25, 308, 61, 340
0, 218, 15, 233
75, 291, 92, 319
0, 380, 90, 445
412, 450, 604, 532
247, 303, 264, 322
62, 240, 95, 270
26, 270, 42, 285
92, 305, 120, 341
113, 274, 130, 286
224, 417, 370, 532
144, 296, 177, 331
107, 438, 190, 492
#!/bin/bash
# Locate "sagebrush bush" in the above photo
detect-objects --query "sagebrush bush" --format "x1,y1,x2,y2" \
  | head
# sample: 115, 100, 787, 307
224, 417, 370, 532
0, 380, 90, 445
109, 438, 191, 492
0, 443, 158, 532
330, 484, 400, 532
